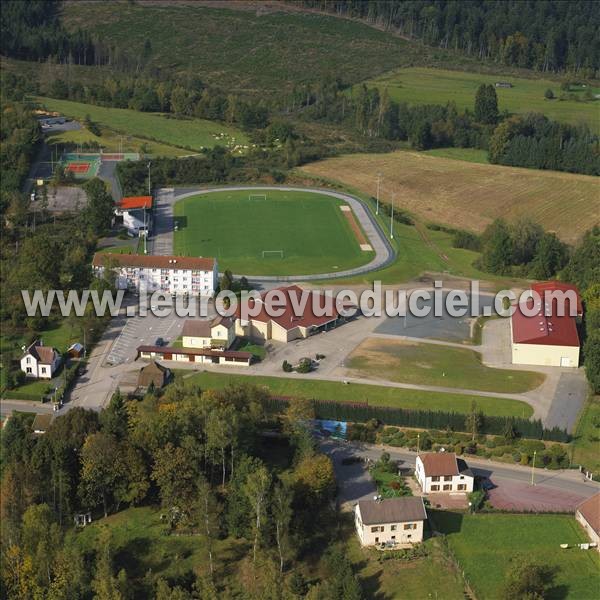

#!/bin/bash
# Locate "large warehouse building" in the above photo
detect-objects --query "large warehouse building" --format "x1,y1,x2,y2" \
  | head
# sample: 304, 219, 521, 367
510, 282, 581, 368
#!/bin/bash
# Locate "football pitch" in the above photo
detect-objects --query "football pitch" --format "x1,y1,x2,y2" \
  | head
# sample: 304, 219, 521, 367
172, 190, 374, 276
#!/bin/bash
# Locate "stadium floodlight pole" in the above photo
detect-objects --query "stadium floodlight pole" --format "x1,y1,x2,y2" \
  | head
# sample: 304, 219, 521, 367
376, 172, 381, 215
147, 161, 151, 196
390, 192, 395, 240
530, 450, 537, 485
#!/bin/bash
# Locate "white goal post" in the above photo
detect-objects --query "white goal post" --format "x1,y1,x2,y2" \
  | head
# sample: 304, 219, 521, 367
249, 193, 267, 201
262, 250, 284, 258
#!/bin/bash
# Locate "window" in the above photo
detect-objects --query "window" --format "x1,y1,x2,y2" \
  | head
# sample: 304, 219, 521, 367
26, 357, 31, 364
432, 476, 440, 482
41, 367, 47, 374
391, 525, 397, 531
407, 534, 412, 539
431, 485, 440, 491
403, 523, 416, 530
457, 484, 466, 491
443, 484, 452, 491
391, 535, 396, 540
371, 527, 378, 533
460, 475, 464, 479
26, 367, 32, 373
444, 476, 453, 482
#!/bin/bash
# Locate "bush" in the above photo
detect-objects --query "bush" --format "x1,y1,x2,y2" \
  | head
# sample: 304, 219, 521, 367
453, 230, 482, 251
296, 357, 312, 374
282, 360, 293, 373
512, 452, 521, 463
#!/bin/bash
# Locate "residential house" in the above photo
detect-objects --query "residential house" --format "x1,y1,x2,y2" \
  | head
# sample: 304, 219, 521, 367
576, 493, 600, 551
182, 316, 235, 350
415, 452, 474, 493
20, 341, 61, 379
355, 497, 427, 546
92, 253, 218, 297
137, 360, 171, 389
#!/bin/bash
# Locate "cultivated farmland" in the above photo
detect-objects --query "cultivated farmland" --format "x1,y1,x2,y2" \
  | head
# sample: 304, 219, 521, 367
173, 189, 372, 276
360, 67, 600, 133
300, 151, 600, 244
34, 97, 248, 152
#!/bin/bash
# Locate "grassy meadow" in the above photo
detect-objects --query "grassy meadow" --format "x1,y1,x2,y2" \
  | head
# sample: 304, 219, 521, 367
299, 151, 600, 244
433, 512, 600, 600
360, 67, 600, 132
35, 97, 248, 152
173, 189, 372, 276
347, 338, 545, 394
571, 394, 600, 477
182, 371, 533, 418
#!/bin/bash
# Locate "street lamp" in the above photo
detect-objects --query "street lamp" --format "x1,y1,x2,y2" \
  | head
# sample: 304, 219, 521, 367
530, 450, 537, 486
390, 192, 395, 240
417, 432, 420, 454
376, 172, 382, 215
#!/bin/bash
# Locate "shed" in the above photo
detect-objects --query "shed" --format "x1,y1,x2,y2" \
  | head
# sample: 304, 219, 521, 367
137, 361, 170, 389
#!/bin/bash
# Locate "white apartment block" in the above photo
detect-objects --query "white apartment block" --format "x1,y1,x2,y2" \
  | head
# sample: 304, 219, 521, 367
92, 253, 218, 297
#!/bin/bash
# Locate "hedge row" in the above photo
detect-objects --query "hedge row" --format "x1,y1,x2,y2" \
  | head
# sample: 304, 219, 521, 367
262, 397, 570, 442
2, 390, 45, 402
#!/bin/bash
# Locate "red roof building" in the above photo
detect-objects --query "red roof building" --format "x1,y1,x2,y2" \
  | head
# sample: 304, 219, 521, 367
234, 285, 349, 343
510, 282, 581, 368
118, 196, 153, 210
530, 281, 582, 317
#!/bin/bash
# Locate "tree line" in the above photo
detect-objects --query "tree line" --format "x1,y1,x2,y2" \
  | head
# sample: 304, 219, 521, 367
296, 0, 600, 74
1, 384, 363, 599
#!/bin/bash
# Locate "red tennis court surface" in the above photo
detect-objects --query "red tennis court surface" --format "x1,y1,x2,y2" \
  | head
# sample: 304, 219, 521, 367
66, 162, 91, 173
488, 480, 587, 512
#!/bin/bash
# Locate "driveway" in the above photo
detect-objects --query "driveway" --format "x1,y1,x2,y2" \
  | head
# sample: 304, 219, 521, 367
150, 185, 395, 281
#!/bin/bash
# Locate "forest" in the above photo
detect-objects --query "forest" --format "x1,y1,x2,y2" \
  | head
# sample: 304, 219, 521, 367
297, 0, 600, 73
0, 385, 362, 599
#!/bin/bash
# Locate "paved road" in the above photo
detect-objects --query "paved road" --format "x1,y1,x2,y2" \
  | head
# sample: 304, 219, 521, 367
321, 439, 600, 508
151, 185, 396, 281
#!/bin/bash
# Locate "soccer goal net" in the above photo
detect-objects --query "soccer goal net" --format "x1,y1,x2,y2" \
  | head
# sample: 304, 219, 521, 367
249, 194, 267, 201
262, 250, 284, 259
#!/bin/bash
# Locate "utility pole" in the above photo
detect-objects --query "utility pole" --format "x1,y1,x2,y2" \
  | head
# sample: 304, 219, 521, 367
145, 161, 151, 255
417, 433, 420, 454
147, 161, 151, 196
376, 172, 381, 215
530, 450, 537, 485
390, 192, 395, 240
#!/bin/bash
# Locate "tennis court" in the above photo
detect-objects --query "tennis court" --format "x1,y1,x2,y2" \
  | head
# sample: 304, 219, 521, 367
60, 152, 101, 179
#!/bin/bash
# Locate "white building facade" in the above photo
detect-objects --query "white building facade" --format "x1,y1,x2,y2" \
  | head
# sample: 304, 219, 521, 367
415, 453, 474, 494
355, 497, 427, 546
20, 341, 61, 379
92, 254, 218, 297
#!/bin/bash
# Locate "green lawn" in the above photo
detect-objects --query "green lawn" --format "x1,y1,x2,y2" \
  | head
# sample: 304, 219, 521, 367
34, 97, 248, 152
433, 512, 600, 600
173, 189, 373, 276
45, 122, 188, 157
346, 532, 465, 600
348, 338, 545, 394
361, 67, 600, 132
571, 394, 600, 477
182, 371, 533, 418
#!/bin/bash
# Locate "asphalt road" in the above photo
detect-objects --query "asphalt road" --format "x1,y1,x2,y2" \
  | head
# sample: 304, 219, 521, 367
321, 439, 600, 507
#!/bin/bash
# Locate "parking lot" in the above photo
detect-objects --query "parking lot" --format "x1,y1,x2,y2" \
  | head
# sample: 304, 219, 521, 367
105, 309, 185, 366
375, 291, 495, 342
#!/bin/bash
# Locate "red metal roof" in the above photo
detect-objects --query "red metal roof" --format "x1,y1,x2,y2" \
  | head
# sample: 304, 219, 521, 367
137, 345, 252, 360
119, 196, 153, 210
531, 281, 582, 316
511, 296, 579, 347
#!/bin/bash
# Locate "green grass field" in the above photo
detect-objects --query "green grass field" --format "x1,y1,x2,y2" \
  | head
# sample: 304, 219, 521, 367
423, 147, 490, 164
348, 338, 545, 394
182, 371, 533, 418
434, 512, 600, 599
361, 67, 600, 132
571, 394, 600, 477
45, 122, 187, 157
34, 97, 248, 152
173, 189, 373, 276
